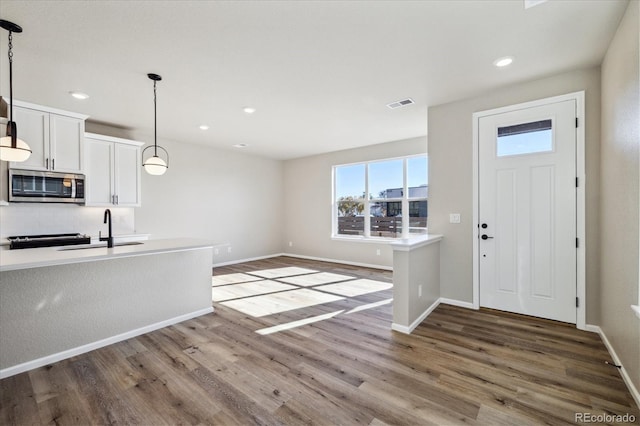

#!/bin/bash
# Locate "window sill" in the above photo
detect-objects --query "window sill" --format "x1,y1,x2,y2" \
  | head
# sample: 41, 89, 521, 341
331, 234, 435, 245
331, 235, 399, 244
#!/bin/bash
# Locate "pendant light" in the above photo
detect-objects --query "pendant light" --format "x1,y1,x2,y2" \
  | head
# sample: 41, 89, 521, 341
0, 20, 31, 162
142, 73, 168, 175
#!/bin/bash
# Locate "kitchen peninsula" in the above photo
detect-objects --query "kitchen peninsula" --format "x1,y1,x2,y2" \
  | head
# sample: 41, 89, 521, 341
0, 239, 214, 378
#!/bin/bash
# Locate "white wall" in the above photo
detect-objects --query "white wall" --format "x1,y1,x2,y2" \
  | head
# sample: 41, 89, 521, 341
133, 137, 284, 265
427, 67, 602, 320
282, 136, 426, 268
599, 0, 639, 397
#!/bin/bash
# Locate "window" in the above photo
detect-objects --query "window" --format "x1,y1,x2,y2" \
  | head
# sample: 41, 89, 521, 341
333, 155, 428, 239
497, 119, 553, 157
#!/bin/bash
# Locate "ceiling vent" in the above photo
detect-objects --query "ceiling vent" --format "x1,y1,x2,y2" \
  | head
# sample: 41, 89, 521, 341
387, 98, 414, 109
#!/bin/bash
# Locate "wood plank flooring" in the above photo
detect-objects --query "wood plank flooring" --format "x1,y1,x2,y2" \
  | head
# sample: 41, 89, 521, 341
1, 256, 638, 425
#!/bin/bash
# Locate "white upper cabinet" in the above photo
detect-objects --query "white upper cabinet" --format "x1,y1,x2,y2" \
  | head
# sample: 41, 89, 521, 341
84, 133, 142, 207
9, 100, 88, 173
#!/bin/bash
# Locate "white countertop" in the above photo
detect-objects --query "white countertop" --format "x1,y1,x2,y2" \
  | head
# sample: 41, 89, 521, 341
0, 238, 214, 272
389, 234, 443, 251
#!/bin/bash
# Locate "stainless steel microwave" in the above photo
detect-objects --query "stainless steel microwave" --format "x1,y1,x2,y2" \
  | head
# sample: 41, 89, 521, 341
9, 169, 85, 204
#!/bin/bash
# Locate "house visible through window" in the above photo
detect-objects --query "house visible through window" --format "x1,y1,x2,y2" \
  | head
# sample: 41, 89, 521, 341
333, 155, 428, 239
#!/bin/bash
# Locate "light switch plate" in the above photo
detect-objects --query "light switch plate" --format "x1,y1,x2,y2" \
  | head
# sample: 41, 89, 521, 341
450, 213, 461, 224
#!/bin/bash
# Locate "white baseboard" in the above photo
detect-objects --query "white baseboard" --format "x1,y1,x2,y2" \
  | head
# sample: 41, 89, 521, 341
0, 307, 214, 379
583, 324, 600, 334
392, 298, 442, 334
282, 252, 393, 271
392, 297, 477, 334
213, 253, 282, 268
585, 324, 640, 408
439, 298, 476, 309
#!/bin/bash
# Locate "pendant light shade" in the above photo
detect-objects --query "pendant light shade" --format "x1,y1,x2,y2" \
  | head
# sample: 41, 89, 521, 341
0, 19, 31, 163
142, 73, 168, 175
143, 154, 168, 175
0, 136, 31, 162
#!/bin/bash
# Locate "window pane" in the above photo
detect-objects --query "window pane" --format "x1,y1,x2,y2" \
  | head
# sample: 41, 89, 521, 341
408, 200, 428, 233
369, 160, 403, 199
407, 156, 428, 196
497, 119, 553, 157
337, 200, 364, 217
335, 164, 365, 199
370, 202, 402, 237
336, 204, 364, 236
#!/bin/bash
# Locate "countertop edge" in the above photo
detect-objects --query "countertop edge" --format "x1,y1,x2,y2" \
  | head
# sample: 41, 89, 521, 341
0, 238, 214, 272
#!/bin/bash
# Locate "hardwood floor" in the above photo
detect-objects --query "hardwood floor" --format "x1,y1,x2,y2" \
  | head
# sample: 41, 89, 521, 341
1, 256, 638, 425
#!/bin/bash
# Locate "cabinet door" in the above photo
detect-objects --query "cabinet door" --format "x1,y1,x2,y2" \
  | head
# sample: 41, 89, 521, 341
114, 143, 141, 206
85, 138, 114, 206
50, 114, 84, 173
9, 106, 49, 170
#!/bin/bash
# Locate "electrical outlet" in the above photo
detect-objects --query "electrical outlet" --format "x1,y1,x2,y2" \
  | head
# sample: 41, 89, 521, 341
227, 246, 232, 253
449, 213, 461, 224
418, 284, 422, 297
289, 241, 293, 247
214, 248, 219, 255
376, 249, 381, 256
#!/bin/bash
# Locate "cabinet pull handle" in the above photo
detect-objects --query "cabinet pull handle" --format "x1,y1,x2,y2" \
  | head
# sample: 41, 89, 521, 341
52, 158, 55, 170
115, 195, 119, 205
46, 158, 49, 169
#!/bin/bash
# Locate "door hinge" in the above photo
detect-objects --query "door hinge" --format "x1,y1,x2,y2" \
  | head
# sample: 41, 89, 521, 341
575, 117, 579, 128
576, 297, 579, 308
576, 238, 579, 248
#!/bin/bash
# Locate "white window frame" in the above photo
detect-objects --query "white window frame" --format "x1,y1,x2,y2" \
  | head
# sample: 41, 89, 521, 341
332, 154, 428, 241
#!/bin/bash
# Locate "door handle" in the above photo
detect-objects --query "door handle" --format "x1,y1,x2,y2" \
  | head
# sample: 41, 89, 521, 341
481, 234, 494, 240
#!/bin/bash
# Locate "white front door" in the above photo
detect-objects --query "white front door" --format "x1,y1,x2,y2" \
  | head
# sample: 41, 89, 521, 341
478, 99, 577, 323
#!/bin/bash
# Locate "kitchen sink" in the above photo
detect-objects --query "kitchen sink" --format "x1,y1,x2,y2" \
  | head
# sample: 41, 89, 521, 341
58, 241, 144, 251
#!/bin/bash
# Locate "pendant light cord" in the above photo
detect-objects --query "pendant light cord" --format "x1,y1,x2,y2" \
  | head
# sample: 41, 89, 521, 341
7, 30, 13, 128
153, 80, 157, 157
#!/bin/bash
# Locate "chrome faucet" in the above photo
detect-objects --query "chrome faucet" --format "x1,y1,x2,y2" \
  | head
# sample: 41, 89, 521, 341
99, 208, 114, 248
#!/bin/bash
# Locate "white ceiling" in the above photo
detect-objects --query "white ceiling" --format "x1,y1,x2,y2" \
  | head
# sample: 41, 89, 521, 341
0, 0, 629, 160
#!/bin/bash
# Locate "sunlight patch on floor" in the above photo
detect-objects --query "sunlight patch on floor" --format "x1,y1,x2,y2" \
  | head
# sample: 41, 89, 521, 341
212, 273, 263, 287
212, 280, 298, 302
255, 310, 345, 335
277, 272, 355, 287
247, 267, 319, 279
315, 279, 393, 297
345, 298, 393, 314
220, 288, 344, 317
214, 267, 393, 333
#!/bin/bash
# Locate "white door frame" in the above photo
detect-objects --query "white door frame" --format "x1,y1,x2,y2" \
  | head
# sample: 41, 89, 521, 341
472, 91, 586, 330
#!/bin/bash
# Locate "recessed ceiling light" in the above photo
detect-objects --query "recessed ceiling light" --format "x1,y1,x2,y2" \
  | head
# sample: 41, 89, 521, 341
493, 57, 514, 68
69, 91, 89, 100
199, 125, 209, 130
243, 107, 256, 114
233, 143, 248, 148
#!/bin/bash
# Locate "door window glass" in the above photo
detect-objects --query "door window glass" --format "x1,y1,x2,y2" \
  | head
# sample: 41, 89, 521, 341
497, 119, 553, 157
